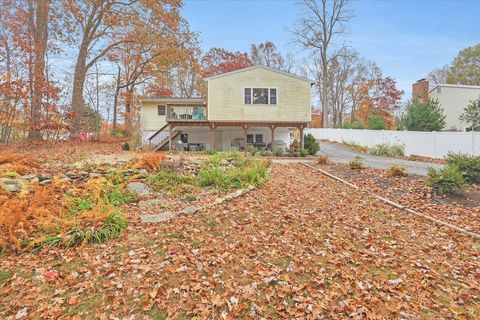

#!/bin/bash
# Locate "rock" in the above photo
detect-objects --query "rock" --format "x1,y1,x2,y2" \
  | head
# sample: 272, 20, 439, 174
20, 174, 36, 180
38, 173, 52, 182
30, 177, 40, 185
138, 199, 163, 208
126, 182, 150, 197
219, 159, 229, 166
179, 206, 198, 216
138, 169, 149, 178
39, 179, 53, 186
140, 212, 175, 223
89, 172, 101, 178
0, 178, 22, 193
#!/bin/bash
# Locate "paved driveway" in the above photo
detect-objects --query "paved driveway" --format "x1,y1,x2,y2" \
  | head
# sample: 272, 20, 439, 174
318, 141, 443, 176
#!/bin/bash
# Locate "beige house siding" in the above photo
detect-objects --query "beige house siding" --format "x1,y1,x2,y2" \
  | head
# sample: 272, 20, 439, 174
206, 67, 311, 122
141, 102, 167, 131
429, 85, 480, 131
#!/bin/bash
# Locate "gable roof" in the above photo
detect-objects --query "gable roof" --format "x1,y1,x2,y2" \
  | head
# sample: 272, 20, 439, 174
429, 83, 480, 93
203, 65, 315, 83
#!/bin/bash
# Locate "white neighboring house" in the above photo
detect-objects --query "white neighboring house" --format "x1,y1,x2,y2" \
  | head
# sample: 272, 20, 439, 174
412, 79, 480, 131
140, 65, 313, 151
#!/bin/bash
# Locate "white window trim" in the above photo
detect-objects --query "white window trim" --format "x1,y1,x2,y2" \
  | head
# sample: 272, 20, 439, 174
243, 87, 278, 105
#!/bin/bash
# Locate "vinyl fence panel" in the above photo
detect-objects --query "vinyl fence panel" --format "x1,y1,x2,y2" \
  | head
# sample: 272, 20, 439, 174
306, 128, 480, 158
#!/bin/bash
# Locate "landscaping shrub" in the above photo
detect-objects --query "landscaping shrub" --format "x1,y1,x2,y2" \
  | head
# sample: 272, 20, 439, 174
148, 168, 196, 193
342, 122, 365, 129
444, 152, 480, 184
317, 155, 329, 165
402, 99, 446, 131
368, 143, 404, 157
348, 156, 364, 170
367, 113, 387, 130
246, 145, 260, 156
273, 148, 285, 157
386, 165, 407, 177
122, 142, 130, 150
133, 152, 166, 172
299, 148, 309, 157
203, 148, 217, 155
199, 153, 269, 191
0, 177, 129, 253
304, 133, 320, 155
427, 165, 468, 194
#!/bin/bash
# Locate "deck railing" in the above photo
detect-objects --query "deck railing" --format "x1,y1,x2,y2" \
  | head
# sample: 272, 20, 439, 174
166, 105, 207, 122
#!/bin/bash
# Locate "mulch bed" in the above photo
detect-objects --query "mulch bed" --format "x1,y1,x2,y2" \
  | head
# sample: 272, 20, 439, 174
315, 162, 480, 232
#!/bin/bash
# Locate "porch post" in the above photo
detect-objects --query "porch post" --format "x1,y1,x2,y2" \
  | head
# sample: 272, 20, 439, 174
243, 125, 248, 151
210, 124, 215, 150
270, 125, 276, 151
168, 124, 173, 151
299, 125, 304, 149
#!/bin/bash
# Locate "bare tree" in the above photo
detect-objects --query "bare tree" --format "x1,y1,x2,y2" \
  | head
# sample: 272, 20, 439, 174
294, 0, 353, 127
250, 41, 287, 71
428, 65, 449, 85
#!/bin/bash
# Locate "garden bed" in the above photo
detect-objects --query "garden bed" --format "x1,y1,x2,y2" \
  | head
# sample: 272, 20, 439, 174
314, 161, 480, 232
0, 150, 270, 253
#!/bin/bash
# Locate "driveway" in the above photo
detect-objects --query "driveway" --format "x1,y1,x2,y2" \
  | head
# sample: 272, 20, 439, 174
318, 141, 443, 176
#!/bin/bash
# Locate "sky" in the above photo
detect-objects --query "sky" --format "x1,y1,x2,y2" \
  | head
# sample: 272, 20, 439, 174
182, 0, 480, 100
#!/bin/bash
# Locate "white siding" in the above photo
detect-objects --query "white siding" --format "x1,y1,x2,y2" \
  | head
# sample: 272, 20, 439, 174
429, 86, 480, 131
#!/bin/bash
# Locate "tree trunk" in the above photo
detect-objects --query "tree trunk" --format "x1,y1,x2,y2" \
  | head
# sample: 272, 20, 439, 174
125, 86, 134, 136
71, 40, 89, 133
112, 65, 121, 135
321, 49, 329, 128
29, 0, 49, 140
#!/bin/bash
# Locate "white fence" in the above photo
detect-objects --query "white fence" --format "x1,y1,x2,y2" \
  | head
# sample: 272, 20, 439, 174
306, 128, 480, 159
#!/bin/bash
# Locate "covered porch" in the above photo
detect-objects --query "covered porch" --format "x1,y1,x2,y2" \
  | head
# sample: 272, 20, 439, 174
166, 121, 309, 152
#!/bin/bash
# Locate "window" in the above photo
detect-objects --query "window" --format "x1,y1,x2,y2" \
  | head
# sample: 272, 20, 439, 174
247, 134, 254, 144
253, 88, 269, 104
244, 88, 277, 105
255, 134, 263, 144
157, 105, 166, 116
269, 88, 277, 105
244, 88, 252, 104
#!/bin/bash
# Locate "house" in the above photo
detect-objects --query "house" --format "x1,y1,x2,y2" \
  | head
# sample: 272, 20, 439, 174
140, 65, 313, 151
412, 79, 480, 131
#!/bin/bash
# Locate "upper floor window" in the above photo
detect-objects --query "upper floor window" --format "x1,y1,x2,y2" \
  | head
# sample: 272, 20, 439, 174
157, 105, 166, 116
244, 88, 277, 105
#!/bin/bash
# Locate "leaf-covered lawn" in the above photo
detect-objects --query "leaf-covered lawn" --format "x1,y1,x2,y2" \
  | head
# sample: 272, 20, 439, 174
1, 163, 479, 319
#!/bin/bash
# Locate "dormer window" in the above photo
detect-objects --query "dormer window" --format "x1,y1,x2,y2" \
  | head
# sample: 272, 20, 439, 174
244, 88, 277, 105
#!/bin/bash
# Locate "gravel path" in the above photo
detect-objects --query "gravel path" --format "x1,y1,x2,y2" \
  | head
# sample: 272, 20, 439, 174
318, 141, 443, 175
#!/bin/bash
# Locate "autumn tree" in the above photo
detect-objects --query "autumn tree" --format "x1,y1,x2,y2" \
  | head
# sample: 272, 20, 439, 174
294, 0, 353, 128
201, 48, 252, 78
108, 1, 198, 135
354, 76, 403, 129
428, 44, 480, 86
250, 41, 292, 71
447, 44, 480, 86
62, 0, 136, 133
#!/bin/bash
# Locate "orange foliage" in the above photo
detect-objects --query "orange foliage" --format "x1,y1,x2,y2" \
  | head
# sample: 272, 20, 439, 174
0, 150, 40, 174
132, 152, 166, 171
0, 181, 68, 250
0, 177, 116, 251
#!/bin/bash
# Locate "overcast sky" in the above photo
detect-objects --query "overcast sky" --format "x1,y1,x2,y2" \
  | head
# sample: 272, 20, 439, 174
182, 0, 479, 100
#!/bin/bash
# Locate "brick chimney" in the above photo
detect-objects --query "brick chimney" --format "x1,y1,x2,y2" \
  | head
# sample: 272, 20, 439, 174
412, 78, 429, 103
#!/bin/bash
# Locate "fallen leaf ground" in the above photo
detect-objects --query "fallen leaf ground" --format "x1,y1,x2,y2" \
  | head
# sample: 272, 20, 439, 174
318, 162, 480, 233
1, 163, 479, 319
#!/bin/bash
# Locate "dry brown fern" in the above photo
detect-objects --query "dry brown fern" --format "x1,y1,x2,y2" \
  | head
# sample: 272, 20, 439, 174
132, 152, 166, 172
